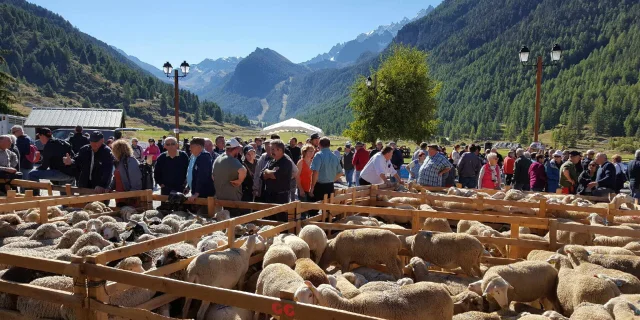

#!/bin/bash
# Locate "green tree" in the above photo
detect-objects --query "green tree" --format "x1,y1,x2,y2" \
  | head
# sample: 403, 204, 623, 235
344, 44, 439, 143
159, 98, 168, 117
0, 51, 18, 113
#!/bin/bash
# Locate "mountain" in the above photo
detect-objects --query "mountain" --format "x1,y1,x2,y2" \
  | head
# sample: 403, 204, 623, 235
180, 57, 242, 93
0, 0, 248, 129
302, 6, 434, 69
111, 46, 171, 83
201, 48, 311, 122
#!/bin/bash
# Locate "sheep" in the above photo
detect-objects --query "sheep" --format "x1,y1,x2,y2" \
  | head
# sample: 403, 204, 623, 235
0, 220, 19, 237
161, 217, 181, 233
337, 215, 382, 226
69, 232, 111, 254
342, 272, 368, 288
557, 244, 636, 256
85, 218, 103, 233
298, 225, 327, 264
73, 221, 88, 230
197, 232, 227, 252
16, 276, 74, 319
544, 219, 593, 245
527, 250, 572, 270
319, 228, 404, 280
150, 223, 173, 234
0, 213, 22, 225
97, 215, 117, 224
624, 241, 640, 251
481, 261, 558, 310
330, 274, 362, 298
593, 235, 638, 247
453, 311, 500, 320
119, 206, 138, 221
107, 257, 156, 320
556, 266, 620, 316
154, 243, 199, 281
262, 243, 297, 268
423, 217, 453, 232
359, 278, 415, 292
409, 231, 484, 277
564, 252, 640, 294
567, 246, 640, 278
351, 267, 396, 282
273, 234, 311, 260
84, 201, 110, 213
101, 222, 125, 241
604, 296, 640, 319
452, 290, 484, 315
294, 258, 329, 287
29, 223, 63, 240
504, 189, 525, 201
541, 310, 569, 320
66, 210, 90, 225
76, 245, 101, 256
406, 257, 480, 295
182, 235, 263, 320
203, 304, 253, 320
301, 281, 454, 320
380, 223, 406, 230
255, 263, 318, 314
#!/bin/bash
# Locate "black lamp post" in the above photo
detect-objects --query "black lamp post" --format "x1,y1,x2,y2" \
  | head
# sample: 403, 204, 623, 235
519, 44, 562, 143
163, 61, 190, 140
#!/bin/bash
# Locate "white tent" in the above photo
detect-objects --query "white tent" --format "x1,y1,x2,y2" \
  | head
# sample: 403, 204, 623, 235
260, 118, 323, 135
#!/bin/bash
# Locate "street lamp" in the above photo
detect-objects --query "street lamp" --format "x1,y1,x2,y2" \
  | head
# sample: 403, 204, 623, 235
163, 60, 190, 140
518, 44, 562, 143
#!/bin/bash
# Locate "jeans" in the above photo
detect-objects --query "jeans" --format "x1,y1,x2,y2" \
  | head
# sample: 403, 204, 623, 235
28, 169, 74, 195
354, 171, 362, 186
459, 177, 477, 189
345, 169, 354, 187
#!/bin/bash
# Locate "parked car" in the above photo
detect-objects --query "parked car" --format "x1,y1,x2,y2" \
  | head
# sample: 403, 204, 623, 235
52, 128, 143, 140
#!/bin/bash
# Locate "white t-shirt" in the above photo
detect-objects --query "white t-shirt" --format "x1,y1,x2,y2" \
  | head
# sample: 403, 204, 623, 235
451, 150, 461, 165
360, 153, 397, 184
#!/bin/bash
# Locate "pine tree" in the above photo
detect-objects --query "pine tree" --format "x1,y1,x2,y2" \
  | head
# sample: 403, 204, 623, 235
0, 51, 18, 113
159, 98, 168, 117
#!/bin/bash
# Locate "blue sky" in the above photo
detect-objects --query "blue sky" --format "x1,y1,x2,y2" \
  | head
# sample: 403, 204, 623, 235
28, 0, 441, 67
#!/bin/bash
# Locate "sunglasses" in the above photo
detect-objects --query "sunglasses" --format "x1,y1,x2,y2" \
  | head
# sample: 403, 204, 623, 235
164, 143, 176, 146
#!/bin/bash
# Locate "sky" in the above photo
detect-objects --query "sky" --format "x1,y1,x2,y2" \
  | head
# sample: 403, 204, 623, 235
28, 0, 441, 67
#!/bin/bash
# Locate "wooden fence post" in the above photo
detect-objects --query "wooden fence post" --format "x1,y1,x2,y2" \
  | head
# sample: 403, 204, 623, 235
65, 184, 72, 196
411, 210, 420, 234
607, 203, 616, 225
537, 199, 547, 218
228, 220, 236, 248
72, 256, 89, 320
474, 194, 484, 212
6, 190, 16, 198
549, 220, 558, 250
207, 197, 215, 217
295, 202, 302, 234
24, 190, 33, 198
508, 223, 520, 259
85, 259, 108, 320
38, 200, 48, 223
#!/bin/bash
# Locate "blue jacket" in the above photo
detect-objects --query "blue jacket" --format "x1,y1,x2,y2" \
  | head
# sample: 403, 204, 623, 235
628, 157, 640, 192
596, 161, 616, 190
191, 151, 214, 198
16, 135, 34, 170
545, 160, 561, 192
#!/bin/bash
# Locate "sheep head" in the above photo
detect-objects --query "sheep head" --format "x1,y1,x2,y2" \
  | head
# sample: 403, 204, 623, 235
396, 278, 414, 286
454, 290, 483, 314
214, 210, 230, 222
116, 257, 145, 273
30, 223, 63, 240
541, 310, 569, 320
467, 280, 483, 295
294, 281, 319, 305
483, 276, 513, 309
342, 272, 367, 288
156, 247, 189, 268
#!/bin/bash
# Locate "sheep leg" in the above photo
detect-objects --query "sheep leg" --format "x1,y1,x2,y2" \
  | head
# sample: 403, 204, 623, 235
460, 265, 475, 277
237, 272, 247, 291
197, 301, 210, 320
182, 298, 193, 319
471, 264, 482, 278
385, 257, 403, 280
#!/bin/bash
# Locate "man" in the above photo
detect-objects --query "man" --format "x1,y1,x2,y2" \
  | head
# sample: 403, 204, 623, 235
212, 138, 247, 217
503, 150, 516, 186
0, 135, 18, 176
413, 143, 428, 161
351, 142, 369, 186
286, 137, 301, 164
309, 133, 320, 151
212, 135, 225, 155
253, 140, 272, 201
529, 154, 547, 192
389, 142, 404, 172
203, 138, 218, 163
11, 125, 35, 178
186, 137, 214, 201
254, 137, 264, 156
369, 140, 383, 158
589, 153, 617, 196
29, 128, 75, 194
559, 151, 582, 194
131, 138, 143, 162
513, 148, 533, 191
417, 144, 452, 187
68, 125, 90, 154
260, 140, 293, 219
342, 144, 355, 187
181, 138, 191, 156
359, 146, 401, 185
157, 136, 166, 153
63, 131, 113, 192
581, 150, 596, 174
628, 150, 640, 200
154, 137, 189, 195
310, 137, 343, 202
457, 146, 483, 188
451, 145, 461, 167
545, 150, 563, 193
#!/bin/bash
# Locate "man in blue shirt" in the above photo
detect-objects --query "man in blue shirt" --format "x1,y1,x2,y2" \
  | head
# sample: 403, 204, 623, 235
187, 137, 214, 202
310, 137, 343, 202
589, 153, 617, 197
418, 144, 452, 187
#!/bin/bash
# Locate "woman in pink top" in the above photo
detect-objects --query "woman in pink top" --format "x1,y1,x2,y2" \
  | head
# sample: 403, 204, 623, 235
142, 138, 161, 163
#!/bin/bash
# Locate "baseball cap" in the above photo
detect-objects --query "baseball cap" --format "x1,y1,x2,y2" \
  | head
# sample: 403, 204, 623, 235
243, 145, 255, 155
225, 138, 241, 149
569, 151, 582, 157
345, 143, 352, 148
355, 141, 364, 147
89, 131, 104, 142
427, 144, 439, 149
310, 133, 320, 140
553, 150, 563, 157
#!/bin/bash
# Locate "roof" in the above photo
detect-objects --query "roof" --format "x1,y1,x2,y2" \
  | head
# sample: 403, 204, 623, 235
24, 108, 125, 129
260, 118, 323, 135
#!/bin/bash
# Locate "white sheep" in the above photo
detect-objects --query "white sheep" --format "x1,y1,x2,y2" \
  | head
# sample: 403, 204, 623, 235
255, 263, 318, 308
203, 304, 253, 320
197, 232, 227, 252
341, 272, 368, 288
0, 220, 20, 238
604, 296, 640, 319
406, 257, 480, 296
319, 228, 404, 280
182, 235, 263, 320
69, 232, 111, 254
273, 233, 311, 259
29, 223, 63, 240
481, 261, 558, 310
16, 276, 74, 318
294, 258, 330, 287
262, 243, 297, 268
556, 266, 621, 316
66, 210, 90, 225
298, 225, 328, 264
423, 217, 453, 232
557, 244, 635, 256
567, 246, 640, 279
337, 215, 382, 226
107, 257, 156, 320
409, 231, 484, 277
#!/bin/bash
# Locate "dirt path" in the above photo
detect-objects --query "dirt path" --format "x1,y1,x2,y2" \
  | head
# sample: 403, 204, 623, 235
257, 99, 270, 122
279, 94, 288, 121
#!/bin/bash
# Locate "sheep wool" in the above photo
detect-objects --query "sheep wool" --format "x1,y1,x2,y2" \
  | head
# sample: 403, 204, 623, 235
604, 296, 640, 319
203, 304, 253, 320
556, 267, 620, 316
481, 261, 558, 310
452, 290, 484, 315
298, 225, 328, 264
294, 258, 329, 287
0, 221, 19, 238
319, 228, 404, 280
558, 244, 636, 257
66, 210, 90, 226
342, 272, 368, 288
570, 259, 640, 294
411, 231, 484, 277
406, 257, 480, 296
273, 234, 311, 260
69, 232, 111, 254
568, 246, 640, 279
262, 244, 297, 269
16, 276, 73, 319
29, 223, 63, 240
0, 213, 22, 225
452, 311, 500, 320
423, 217, 453, 232
527, 250, 572, 270
332, 274, 362, 298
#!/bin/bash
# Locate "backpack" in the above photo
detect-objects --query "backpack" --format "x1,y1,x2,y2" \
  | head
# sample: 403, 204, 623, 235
25, 144, 41, 163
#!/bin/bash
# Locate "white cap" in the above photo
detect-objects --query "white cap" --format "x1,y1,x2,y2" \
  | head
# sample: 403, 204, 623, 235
553, 150, 563, 157
225, 138, 241, 149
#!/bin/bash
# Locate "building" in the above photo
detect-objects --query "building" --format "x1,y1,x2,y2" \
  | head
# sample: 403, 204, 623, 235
24, 107, 125, 131
0, 114, 36, 137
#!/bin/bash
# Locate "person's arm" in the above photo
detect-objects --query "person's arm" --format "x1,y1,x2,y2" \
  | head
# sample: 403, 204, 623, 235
191, 157, 211, 199
562, 168, 575, 185
99, 150, 114, 189
334, 158, 344, 182
232, 166, 247, 187
154, 155, 164, 187
296, 160, 305, 194
352, 151, 359, 167
253, 156, 265, 195
439, 159, 452, 176
477, 165, 486, 189
311, 171, 319, 193
310, 154, 321, 192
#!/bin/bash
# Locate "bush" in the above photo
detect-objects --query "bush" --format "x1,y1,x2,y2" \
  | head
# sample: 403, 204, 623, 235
618, 144, 637, 153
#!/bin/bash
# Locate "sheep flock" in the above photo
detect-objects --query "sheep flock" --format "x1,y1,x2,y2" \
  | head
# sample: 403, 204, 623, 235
0, 187, 639, 320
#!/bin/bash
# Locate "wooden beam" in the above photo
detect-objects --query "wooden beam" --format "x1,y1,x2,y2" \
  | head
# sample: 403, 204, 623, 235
135, 294, 181, 311
0, 279, 83, 307
89, 299, 185, 320
0, 253, 81, 277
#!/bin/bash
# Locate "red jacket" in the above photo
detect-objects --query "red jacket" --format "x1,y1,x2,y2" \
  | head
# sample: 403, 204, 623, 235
503, 156, 515, 174
352, 148, 370, 171
529, 161, 547, 190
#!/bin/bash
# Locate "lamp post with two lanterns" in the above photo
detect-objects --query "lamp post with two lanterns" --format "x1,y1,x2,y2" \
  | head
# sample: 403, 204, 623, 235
162, 61, 190, 140
518, 44, 563, 143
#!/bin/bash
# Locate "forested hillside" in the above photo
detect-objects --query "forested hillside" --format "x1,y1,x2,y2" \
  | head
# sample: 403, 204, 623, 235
0, 0, 249, 129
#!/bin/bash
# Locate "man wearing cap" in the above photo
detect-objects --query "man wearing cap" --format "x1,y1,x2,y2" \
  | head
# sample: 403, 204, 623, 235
389, 142, 404, 172
589, 153, 617, 196
413, 143, 428, 161
369, 140, 383, 158
186, 137, 214, 202
513, 148, 533, 191
213, 135, 226, 155
351, 142, 369, 186
310, 137, 343, 201
581, 150, 596, 175
545, 150, 564, 193
154, 137, 189, 195
63, 131, 113, 192
457, 145, 483, 188
261, 139, 293, 220
212, 138, 247, 217
417, 144, 452, 187
28, 128, 75, 195
341, 144, 355, 187
68, 125, 90, 154
286, 137, 301, 165
559, 151, 582, 194
309, 133, 320, 151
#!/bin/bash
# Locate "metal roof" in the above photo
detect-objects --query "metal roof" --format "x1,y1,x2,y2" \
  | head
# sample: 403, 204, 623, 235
24, 108, 125, 129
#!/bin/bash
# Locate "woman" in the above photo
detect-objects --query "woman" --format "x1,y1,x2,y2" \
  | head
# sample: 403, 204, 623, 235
111, 140, 142, 206
296, 144, 315, 201
142, 138, 161, 164
478, 153, 501, 190
577, 161, 598, 195
545, 150, 563, 193
529, 154, 547, 192
503, 151, 516, 186
241, 145, 256, 202
407, 151, 425, 182
613, 154, 627, 193
131, 138, 143, 162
